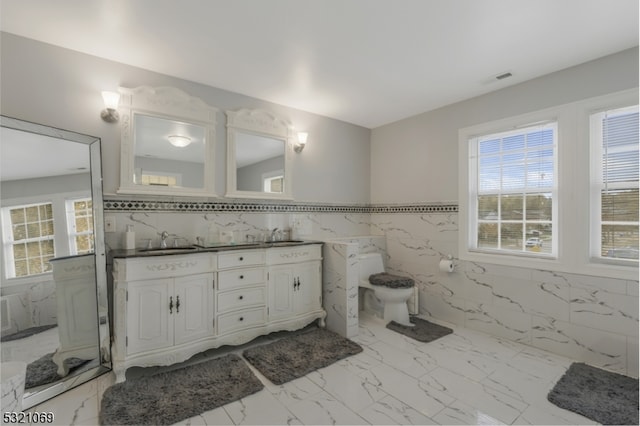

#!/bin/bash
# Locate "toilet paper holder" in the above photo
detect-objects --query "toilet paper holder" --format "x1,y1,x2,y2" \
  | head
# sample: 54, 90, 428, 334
439, 255, 455, 273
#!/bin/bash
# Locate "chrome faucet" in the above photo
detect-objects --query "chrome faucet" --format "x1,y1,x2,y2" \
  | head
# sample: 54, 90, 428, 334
160, 231, 169, 248
270, 228, 279, 242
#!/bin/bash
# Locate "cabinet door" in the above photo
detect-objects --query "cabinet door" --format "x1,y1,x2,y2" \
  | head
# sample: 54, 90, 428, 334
293, 261, 322, 314
174, 273, 214, 345
127, 278, 173, 355
268, 265, 295, 320
56, 277, 99, 350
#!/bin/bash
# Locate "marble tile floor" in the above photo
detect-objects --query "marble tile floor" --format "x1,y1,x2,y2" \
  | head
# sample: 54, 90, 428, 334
171, 313, 597, 426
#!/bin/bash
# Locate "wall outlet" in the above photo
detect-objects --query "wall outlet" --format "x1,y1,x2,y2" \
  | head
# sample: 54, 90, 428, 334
104, 216, 116, 233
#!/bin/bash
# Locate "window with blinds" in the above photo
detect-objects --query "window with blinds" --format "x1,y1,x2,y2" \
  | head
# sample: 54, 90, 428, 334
590, 105, 639, 261
469, 122, 557, 256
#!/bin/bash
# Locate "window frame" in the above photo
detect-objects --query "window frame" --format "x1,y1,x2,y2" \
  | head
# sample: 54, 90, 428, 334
65, 197, 95, 256
459, 89, 638, 280
1, 201, 56, 279
468, 122, 558, 258
262, 169, 285, 193
1, 190, 92, 283
589, 104, 639, 265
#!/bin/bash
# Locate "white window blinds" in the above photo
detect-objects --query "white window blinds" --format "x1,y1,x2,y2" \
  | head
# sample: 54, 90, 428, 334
470, 122, 557, 256
591, 105, 639, 260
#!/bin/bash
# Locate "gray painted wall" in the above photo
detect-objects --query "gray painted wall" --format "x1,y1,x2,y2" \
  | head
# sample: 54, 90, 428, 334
370, 47, 639, 203
0, 33, 371, 204
1, 173, 91, 201
237, 155, 285, 193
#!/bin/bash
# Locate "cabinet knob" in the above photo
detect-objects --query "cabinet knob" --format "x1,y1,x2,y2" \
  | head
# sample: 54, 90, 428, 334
239, 317, 244, 321
239, 256, 244, 261
239, 295, 244, 300
239, 275, 244, 279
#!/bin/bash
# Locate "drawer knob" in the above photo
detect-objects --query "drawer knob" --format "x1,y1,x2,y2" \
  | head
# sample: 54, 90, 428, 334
239, 295, 244, 300
239, 275, 244, 279
239, 256, 244, 261
239, 317, 244, 321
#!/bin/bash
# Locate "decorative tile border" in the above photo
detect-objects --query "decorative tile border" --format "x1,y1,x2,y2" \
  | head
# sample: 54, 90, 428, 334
370, 203, 458, 213
103, 199, 458, 214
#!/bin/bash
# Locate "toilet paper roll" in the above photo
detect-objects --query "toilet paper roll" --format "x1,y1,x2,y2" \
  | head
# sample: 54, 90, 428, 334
439, 259, 454, 273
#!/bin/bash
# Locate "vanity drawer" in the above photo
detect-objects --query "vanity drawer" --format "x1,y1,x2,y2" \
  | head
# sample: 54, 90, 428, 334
114, 253, 215, 281
217, 307, 266, 335
217, 286, 266, 313
217, 267, 266, 290
217, 250, 265, 270
266, 244, 322, 265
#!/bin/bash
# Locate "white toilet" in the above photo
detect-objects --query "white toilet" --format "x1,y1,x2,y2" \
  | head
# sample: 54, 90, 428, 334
358, 253, 415, 326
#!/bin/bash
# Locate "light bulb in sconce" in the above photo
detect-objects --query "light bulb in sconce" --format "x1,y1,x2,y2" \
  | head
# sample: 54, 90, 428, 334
295, 132, 308, 153
100, 91, 120, 123
168, 135, 192, 148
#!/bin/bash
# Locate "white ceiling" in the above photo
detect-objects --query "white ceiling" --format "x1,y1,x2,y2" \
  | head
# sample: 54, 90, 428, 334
1, 127, 90, 181
1, 0, 638, 128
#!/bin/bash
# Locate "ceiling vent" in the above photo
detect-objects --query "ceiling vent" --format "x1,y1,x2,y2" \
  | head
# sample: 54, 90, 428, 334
495, 72, 513, 81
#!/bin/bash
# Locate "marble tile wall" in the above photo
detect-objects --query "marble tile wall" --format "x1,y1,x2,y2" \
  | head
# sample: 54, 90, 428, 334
104, 210, 371, 251
1, 280, 57, 336
370, 210, 639, 378
322, 241, 360, 338
322, 236, 387, 338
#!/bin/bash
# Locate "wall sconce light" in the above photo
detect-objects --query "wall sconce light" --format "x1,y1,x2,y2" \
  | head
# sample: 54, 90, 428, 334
168, 135, 192, 148
295, 132, 308, 153
100, 91, 120, 123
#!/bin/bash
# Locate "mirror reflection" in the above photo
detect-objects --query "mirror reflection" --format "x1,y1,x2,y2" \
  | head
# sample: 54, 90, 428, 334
226, 108, 293, 199
133, 114, 206, 189
236, 132, 285, 193
0, 117, 109, 409
118, 86, 218, 197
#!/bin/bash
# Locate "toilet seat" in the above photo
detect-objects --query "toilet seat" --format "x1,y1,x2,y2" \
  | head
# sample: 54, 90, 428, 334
357, 253, 415, 327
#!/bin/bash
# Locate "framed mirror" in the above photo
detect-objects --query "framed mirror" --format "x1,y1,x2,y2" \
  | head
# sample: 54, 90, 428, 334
226, 109, 293, 199
0, 116, 110, 409
117, 86, 218, 197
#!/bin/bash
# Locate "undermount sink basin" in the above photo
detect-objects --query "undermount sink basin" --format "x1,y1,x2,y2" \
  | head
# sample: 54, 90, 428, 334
140, 246, 199, 255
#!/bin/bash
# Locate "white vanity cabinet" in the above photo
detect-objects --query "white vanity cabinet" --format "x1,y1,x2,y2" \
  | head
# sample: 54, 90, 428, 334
112, 253, 215, 382
267, 245, 323, 326
111, 243, 326, 382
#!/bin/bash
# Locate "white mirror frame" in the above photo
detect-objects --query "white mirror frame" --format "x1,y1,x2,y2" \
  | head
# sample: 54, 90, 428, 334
117, 86, 218, 197
226, 108, 293, 200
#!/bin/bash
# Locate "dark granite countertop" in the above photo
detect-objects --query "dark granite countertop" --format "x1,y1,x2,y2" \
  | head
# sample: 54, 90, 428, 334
110, 240, 323, 259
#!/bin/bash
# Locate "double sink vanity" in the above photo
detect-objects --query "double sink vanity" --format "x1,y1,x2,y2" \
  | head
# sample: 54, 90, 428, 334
109, 86, 326, 382
110, 241, 325, 383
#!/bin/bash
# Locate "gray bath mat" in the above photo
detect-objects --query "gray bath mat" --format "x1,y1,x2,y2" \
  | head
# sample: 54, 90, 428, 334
26, 352, 90, 389
100, 354, 264, 425
1, 324, 57, 342
242, 327, 363, 385
386, 316, 453, 342
548, 362, 639, 425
